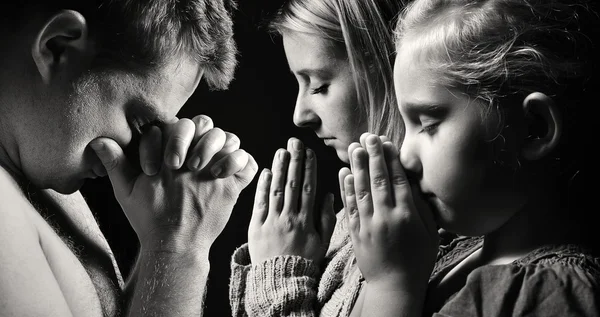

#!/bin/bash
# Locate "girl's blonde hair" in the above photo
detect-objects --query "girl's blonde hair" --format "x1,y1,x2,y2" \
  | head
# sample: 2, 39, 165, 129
394, 0, 596, 173
269, 0, 405, 145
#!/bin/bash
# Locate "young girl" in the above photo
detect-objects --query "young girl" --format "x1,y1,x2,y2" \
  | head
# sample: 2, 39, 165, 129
343, 0, 599, 315
228, 0, 404, 316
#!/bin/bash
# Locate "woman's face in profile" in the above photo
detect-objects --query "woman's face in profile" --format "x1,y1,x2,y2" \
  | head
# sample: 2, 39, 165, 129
283, 31, 365, 163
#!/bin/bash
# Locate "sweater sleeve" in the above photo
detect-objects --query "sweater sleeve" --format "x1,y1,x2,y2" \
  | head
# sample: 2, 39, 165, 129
229, 243, 321, 317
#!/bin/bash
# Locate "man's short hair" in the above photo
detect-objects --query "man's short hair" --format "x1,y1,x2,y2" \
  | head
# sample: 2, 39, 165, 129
4, 0, 238, 90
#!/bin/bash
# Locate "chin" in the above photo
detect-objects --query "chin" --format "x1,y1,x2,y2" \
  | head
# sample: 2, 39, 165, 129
335, 148, 350, 164
46, 177, 86, 195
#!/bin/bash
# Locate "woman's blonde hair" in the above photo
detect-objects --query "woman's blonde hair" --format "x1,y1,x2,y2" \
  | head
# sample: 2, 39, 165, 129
269, 0, 405, 145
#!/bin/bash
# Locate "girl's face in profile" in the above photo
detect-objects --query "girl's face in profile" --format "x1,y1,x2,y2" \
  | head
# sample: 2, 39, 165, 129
393, 47, 523, 236
283, 31, 366, 163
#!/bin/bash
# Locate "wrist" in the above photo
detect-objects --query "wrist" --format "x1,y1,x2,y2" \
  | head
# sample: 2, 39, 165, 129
138, 246, 211, 274
140, 236, 211, 265
139, 226, 214, 256
365, 272, 428, 300
362, 279, 427, 317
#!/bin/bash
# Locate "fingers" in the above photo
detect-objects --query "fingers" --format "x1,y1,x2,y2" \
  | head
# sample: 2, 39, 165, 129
235, 152, 259, 186
191, 115, 214, 139
185, 115, 216, 170
344, 174, 360, 239
383, 141, 412, 207
338, 167, 352, 210
299, 148, 318, 224
186, 128, 227, 171
163, 118, 196, 169
89, 138, 136, 197
210, 148, 249, 178
347, 142, 362, 171
251, 168, 271, 226
282, 138, 304, 215
351, 147, 373, 220
139, 125, 163, 176
191, 131, 240, 174
268, 149, 290, 216
379, 135, 390, 143
364, 135, 393, 209
319, 193, 336, 247
359, 132, 370, 149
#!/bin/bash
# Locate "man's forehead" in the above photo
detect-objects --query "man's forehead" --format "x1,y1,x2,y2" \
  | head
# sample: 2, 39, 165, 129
137, 58, 203, 117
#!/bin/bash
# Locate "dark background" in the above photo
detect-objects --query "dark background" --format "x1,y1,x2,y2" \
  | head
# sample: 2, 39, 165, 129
80, 1, 346, 315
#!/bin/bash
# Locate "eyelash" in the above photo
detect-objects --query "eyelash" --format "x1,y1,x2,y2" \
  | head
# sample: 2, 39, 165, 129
310, 84, 329, 95
420, 122, 439, 135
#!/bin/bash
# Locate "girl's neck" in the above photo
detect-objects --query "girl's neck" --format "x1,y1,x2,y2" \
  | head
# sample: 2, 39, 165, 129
480, 188, 568, 264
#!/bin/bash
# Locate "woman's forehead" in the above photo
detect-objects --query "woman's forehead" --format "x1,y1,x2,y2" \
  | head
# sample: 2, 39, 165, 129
282, 32, 346, 72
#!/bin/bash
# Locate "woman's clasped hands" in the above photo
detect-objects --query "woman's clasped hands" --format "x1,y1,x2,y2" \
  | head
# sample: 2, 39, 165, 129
248, 137, 337, 267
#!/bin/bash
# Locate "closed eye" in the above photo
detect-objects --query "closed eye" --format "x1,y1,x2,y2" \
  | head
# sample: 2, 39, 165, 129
420, 122, 440, 135
310, 84, 329, 95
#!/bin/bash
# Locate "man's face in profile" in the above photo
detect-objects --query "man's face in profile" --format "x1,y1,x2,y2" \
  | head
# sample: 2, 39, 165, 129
19, 57, 204, 194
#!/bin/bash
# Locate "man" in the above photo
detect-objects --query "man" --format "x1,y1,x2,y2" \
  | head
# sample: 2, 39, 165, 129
0, 0, 257, 316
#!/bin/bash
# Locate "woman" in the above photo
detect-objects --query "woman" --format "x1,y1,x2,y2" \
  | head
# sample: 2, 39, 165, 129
229, 0, 405, 316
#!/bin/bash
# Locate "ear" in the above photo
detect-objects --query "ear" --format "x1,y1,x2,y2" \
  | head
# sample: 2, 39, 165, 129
520, 92, 562, 160
31, 10, 90, 84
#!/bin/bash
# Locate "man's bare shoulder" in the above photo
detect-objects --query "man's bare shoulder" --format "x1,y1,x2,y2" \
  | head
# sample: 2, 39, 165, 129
0, 166, 109, 317
0, 166, 37, 235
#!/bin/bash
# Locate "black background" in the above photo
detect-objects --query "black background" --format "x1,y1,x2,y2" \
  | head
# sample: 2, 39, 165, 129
80, 1, 347, 315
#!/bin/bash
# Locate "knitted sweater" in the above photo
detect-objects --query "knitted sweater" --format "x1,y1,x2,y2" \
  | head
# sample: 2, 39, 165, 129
229, 211, 600, 316
229, 210, 361, 317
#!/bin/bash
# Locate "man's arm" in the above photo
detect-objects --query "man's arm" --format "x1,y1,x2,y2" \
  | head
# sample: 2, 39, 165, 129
125, 250, 210, 316
92, 116, 258, 317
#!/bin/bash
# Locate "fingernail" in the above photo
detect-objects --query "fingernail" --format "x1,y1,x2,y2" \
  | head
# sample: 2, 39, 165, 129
261, 168, 271, 181
293, 139, 303, 151
167, 153, 180, 167
189, 156, 201, 170
226, 135, 239, 147
211, 165, 222, 177
366, 135, 378, 146
279, 150, 288, 161
306, 149, 314, 159
89, 141, 104, 152
145, 162, 158, 175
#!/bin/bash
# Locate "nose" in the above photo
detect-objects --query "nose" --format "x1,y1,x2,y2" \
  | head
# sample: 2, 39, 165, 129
399, 133, 422, 177
292, 93, 319, 128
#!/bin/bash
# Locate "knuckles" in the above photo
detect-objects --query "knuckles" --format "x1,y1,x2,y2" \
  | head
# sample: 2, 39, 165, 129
370, 174, 389, 189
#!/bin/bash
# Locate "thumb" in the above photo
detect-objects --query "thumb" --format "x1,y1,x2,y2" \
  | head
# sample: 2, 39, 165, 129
89, 138, 137, 197
319, 193, 337, 247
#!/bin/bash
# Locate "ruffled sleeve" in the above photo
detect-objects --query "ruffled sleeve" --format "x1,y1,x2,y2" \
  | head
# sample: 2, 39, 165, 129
229, 243, 321, 317
435, 261, 600, 317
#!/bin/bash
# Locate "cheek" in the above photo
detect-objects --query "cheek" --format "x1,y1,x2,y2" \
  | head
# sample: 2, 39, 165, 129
425, 132, 486, 202
329, 89, 363, 140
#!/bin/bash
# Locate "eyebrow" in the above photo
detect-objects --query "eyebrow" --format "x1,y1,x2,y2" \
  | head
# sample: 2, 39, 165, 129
403, 102, 448, 115
402, 102, 450, 120
291, 67, 333, 79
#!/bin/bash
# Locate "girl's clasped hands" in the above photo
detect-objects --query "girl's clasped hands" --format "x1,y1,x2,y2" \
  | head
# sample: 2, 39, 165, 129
341, 133, 438, 296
